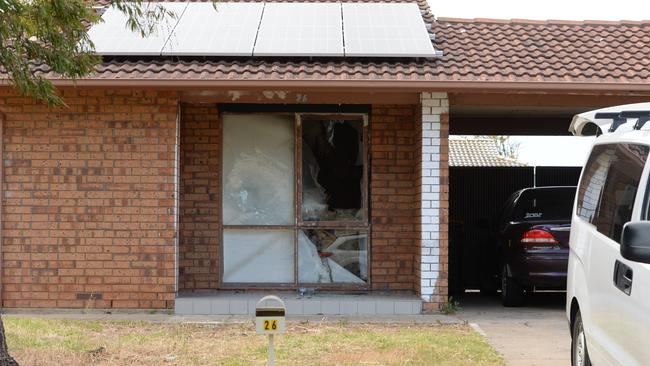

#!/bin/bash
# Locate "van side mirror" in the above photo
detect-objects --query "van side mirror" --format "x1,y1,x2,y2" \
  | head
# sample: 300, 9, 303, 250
620, 222, 650, 264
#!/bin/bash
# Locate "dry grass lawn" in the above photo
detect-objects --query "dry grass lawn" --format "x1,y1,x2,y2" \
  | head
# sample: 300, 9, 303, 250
4, 317, 504, 365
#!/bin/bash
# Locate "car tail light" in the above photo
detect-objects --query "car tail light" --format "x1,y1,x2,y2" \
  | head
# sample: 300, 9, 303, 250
521, 229, 558, 246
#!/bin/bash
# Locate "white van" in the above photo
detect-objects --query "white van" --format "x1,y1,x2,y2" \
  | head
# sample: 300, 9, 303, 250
567, 103, 650, 366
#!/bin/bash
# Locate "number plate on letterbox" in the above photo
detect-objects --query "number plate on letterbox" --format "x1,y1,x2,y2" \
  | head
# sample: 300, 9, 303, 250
255, 308, 286, 335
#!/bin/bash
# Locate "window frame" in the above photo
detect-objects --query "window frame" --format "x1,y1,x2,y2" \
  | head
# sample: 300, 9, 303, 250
218, 111, 371, 290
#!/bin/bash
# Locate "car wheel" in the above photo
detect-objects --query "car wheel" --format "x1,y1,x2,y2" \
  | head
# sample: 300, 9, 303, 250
501, 265, 525, 307
571, 311, 592, 366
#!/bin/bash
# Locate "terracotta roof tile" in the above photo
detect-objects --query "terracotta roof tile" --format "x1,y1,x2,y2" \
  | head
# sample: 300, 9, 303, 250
449, 137, 527, 167
431, 19, 650, 85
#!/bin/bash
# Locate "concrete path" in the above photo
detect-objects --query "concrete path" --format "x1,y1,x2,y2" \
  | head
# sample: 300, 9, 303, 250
457, 292, 571, 366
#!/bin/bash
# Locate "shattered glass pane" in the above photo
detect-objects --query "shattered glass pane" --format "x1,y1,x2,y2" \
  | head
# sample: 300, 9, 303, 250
223, 115, 294, 225
223, 229, 294, 283
302, 119, 364, 221
298, 229, 368, 283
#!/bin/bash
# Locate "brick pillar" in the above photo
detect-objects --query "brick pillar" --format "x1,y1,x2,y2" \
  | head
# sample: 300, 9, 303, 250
417, 92, 449, 312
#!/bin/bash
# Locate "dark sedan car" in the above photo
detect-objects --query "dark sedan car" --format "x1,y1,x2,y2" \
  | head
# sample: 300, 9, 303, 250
493, 186, 576, 307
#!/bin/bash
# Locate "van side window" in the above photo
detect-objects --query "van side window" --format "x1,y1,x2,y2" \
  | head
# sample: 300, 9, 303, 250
577, 145, 617, 223
576, 143, 650, 243
595, 144, 649, 242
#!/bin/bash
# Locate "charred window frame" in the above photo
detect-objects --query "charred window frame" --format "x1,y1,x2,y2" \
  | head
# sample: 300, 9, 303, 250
218, 107, 371, 290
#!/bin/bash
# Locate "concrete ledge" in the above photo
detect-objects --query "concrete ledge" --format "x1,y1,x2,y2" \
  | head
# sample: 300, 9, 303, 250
175, 293, 423, 316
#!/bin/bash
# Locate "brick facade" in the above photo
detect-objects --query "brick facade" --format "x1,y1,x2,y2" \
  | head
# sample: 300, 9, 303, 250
417, 92, 449, 311
0, 92, 436, 309
178, 104, 220, 290
370, 105, 419, 292
0, 88, 178, 308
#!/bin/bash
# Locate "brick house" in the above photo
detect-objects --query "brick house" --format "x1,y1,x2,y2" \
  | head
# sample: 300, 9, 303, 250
0, 0, 649, 314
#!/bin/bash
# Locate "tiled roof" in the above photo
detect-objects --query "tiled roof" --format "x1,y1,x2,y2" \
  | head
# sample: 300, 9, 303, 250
433, 18, 650, 84
7, 2, 650, 89
449, 138, 528, 167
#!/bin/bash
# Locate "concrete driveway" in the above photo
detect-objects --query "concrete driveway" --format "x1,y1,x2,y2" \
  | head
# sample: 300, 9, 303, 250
456, 292, 571, 366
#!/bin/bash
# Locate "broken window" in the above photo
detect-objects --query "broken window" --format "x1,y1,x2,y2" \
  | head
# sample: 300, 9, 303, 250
222, 114, 294, 225
301, 118, 364, 221
298, 229, 368, 283
221, 112, 368, 286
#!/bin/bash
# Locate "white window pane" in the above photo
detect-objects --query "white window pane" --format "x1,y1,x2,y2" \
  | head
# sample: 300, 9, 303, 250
222, 115, 295, 225
223, 230, 294, 283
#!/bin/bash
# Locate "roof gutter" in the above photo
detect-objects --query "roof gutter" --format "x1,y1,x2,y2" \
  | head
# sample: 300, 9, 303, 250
30, 79, 650, 93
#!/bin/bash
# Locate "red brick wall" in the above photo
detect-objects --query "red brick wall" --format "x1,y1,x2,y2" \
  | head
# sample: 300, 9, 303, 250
178, 104, 220, 290
370, 105, 419, 292
0, 88, 178, 309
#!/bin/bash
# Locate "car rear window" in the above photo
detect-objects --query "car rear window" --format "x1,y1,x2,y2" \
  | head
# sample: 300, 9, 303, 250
513, 188, 577, 221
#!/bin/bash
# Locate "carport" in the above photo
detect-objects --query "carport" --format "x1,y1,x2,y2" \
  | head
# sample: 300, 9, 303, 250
446, 92, 650, 365
446, 92, 650, 295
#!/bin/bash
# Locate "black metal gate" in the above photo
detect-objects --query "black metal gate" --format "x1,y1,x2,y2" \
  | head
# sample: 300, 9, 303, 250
535, 166, 583, 187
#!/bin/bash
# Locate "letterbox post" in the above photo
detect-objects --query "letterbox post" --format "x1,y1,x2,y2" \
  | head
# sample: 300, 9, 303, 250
255, 295, 286, 366
269, 334, 275, 366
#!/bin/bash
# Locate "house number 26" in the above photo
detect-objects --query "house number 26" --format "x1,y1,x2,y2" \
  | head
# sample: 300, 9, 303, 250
264, 319, 278, 331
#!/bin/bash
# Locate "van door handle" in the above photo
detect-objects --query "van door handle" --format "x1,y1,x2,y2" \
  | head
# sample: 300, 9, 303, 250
613, 260, 633, 296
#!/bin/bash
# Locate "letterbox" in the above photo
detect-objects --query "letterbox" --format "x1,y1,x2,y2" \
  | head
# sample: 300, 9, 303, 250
255, 295, 286, 335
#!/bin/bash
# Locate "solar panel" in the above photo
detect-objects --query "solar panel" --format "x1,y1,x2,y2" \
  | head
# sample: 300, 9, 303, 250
88, 2, 187, 56
342, 3, 437, 57
253, 3, 344, 57
162, 2, 264, 56
88, 2, 441, 58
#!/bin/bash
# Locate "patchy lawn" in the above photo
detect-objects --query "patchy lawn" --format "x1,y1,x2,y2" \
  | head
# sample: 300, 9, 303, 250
4, 317, 503, 365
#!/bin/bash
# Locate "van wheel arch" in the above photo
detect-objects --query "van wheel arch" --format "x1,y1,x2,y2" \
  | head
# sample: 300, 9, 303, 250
571, 303, 592, 366
570, 298, 580, 332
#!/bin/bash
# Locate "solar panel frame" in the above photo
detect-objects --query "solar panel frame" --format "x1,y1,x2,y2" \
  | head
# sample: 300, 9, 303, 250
88, 2, 188, 56
162, 2, 265, 57
253, 2, 344, 57
342, 3, 437, 57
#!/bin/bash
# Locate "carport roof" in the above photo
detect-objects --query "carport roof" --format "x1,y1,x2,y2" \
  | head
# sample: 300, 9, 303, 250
434, 18, 650, 85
